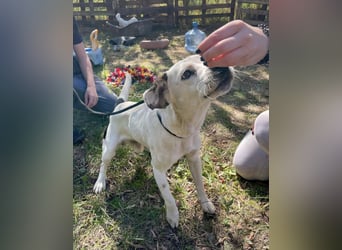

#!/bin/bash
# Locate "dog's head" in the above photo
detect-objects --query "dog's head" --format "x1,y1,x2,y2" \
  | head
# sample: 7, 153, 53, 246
144, 55, 234, 110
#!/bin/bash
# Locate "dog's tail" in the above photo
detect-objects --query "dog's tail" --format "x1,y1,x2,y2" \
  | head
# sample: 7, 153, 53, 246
118, 72, 132, 102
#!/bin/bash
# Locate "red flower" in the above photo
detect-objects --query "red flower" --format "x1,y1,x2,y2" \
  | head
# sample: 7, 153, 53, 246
107, 66, 156, 86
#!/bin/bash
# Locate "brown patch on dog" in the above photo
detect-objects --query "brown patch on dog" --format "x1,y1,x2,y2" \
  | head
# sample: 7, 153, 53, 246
144, 76, 169, 109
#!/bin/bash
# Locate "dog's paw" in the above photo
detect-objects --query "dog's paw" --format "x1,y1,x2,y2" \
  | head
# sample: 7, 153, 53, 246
93, 176, 106, 193
201, 200, 216, 214
166, 207, 179, 228
166, 213, 179, 228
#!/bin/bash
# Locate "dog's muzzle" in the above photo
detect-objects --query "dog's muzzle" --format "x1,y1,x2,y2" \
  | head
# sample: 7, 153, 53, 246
206, 67, 233, 98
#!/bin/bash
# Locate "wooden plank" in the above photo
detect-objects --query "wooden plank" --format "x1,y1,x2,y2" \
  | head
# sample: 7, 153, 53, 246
73, 8, 171, 17
175, 4, 232, 11
73, 6, 255, 15
149, 0, 169, 4
73, 5, 171, 13
178, 13, 233, 19
201, 0, 206, 25
116, 6, 171, 14
167, 0, 175, 26
79, 0, 86, 22
175, 0, 179, 26
230, 0, 236, 20
73, 0, 257, 8
120, 0, 142, 5
88, 0, 95, 24
243, 19, 268, 25
105, 0, 114, 21
238, 0, 268, 4
176, 3, 232, 8
239, 8, 268, 15
73, 2, 108, 7
124, 0, 165, 7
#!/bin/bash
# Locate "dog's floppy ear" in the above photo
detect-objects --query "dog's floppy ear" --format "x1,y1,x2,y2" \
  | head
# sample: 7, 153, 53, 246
143, 75, 169, 109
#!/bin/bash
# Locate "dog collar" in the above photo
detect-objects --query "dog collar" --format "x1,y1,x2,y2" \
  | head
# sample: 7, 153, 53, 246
156, 112, 184, 139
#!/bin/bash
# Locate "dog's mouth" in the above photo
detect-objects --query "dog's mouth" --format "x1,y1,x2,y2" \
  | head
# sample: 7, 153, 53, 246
205, 67, 233, 98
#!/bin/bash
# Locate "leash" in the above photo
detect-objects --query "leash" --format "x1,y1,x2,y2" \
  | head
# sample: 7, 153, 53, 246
156, 111, 184, 139
74, 88, 186, 139
73, 88, 144, 116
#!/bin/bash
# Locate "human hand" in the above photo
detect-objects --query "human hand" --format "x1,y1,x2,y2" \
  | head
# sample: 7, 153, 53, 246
84, 85, 98, 108
197, 20, 269, 67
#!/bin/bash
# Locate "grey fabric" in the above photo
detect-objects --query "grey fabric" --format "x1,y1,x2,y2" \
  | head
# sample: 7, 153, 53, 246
73, 55, 118, 113
233, 110, 269, 181
254, 110, 269, 154
73, 74, 118, 113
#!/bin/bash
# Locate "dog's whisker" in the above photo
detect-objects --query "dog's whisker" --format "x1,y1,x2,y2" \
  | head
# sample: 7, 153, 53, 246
197, 73, 219, 99
233, 74, 242, 82
232, 69, 250, 82
199, 81, 216, 100
204, 94, 216, 101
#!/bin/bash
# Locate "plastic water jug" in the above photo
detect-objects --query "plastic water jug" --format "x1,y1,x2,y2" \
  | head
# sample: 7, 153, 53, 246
184, 21, 206, 53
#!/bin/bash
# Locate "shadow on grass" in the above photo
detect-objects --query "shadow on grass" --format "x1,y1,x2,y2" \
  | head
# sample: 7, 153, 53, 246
201, 70, 269, 152
237, 175, 269, 201
96, 157, 226, 249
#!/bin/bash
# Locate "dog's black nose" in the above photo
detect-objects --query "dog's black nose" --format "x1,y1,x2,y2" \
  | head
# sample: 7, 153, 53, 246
211, 67, 229, 73
211, 67, 231, 77
210, 67, 233, 84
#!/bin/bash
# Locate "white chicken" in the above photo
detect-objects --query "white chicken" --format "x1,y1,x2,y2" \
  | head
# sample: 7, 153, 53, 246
115, 13, 138, 28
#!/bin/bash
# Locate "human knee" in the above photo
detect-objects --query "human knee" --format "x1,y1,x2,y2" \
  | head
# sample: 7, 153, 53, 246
233, 130, 269, 181
254, 110, 269, 153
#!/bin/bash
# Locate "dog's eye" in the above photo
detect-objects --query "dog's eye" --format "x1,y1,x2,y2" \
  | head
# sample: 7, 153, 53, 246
181, 70, 194, 80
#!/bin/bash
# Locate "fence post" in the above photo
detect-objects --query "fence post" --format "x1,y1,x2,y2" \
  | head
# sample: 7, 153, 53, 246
89, 0, 95, 25
167, 0, 175, 26
79, 0, 86, 22
201, 0, 206, 25
175, 0, 179, 26
258, 2, 268, 22
106, 0, 114, 21
230, 0, 236, 21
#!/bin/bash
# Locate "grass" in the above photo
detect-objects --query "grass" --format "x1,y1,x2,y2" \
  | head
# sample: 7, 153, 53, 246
73, 23, 269, 249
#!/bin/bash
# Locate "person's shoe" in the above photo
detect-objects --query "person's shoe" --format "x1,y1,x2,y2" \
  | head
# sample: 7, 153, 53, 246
73, 128, 85, 145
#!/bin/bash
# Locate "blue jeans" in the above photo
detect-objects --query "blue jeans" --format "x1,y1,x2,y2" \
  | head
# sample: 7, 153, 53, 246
73, 74, 118, 113
73, 56, 117, 113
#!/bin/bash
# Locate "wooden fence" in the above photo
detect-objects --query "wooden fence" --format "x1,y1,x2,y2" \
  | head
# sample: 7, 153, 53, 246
235, 0, 268, 25
73, 0, 268, 27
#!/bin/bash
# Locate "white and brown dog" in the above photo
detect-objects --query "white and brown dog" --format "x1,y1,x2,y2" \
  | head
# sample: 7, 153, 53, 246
93, 55, 234, 228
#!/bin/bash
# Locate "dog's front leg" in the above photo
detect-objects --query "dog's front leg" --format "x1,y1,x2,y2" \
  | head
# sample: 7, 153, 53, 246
152, 163, 179, 228
93, 135, 119, 193
93, 161, 107, 193
186, 150, 216, 214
